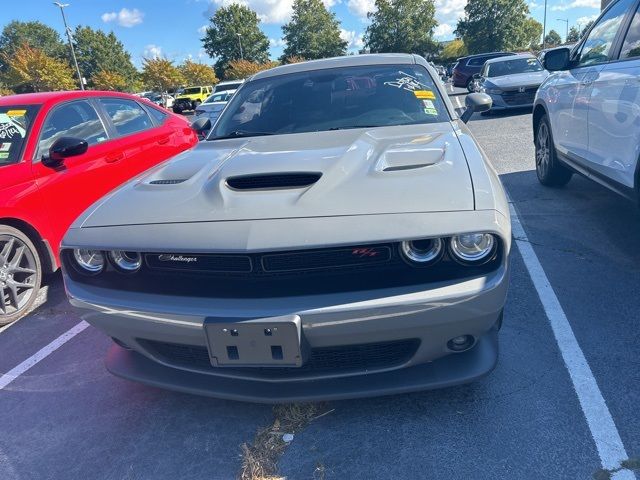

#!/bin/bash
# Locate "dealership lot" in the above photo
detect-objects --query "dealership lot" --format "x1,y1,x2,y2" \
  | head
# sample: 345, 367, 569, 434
1, 89, 638, 479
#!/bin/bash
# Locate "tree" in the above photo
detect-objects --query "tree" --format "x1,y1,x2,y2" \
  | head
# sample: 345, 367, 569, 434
201, 4, 270, 78
581, 21, 594, 38
225, 60, 279, 80
2, 44, 75, 92
545, 29, 562, 47
141, 58, 184, 92
91, 70, 128, 91
456, 0, 534, 54
364, 0, 439, 57
282, 55, 306, 64
520, 17, 543, 50
72, 26, 137, 87
0, 21, 65, 71
179, 60, 218, 86
281, 0, 347, 61
441, 39, 468, 61
567, 26, 580, 43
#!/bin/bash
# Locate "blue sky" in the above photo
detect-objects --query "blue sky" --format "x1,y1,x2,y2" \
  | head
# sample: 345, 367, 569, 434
0, 0, 603, 67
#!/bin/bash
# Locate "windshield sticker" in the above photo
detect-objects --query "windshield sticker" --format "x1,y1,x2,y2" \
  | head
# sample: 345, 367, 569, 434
0, 152, 8, 159
7, 109, 27, 117
0, 143, 10, 151
384, 72, 427, 92
414, 90, 435, 100
422, 100, 435, 109
0, 122, 23, 140
424, 108, 438, 116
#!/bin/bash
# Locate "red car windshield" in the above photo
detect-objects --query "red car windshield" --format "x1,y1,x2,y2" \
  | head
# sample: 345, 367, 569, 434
0, 105, 40, 166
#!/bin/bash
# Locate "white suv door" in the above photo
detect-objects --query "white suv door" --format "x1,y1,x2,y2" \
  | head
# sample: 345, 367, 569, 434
588, 1, 640, 190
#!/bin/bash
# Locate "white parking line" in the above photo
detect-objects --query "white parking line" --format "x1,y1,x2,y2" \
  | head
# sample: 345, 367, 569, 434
0, 320, 89, 390
509, 201, 636, 480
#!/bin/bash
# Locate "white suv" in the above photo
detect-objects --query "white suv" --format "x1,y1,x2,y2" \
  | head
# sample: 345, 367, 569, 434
533, 0, 640, 204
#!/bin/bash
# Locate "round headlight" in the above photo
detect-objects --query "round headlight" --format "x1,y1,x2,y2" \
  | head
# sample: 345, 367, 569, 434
109, 251, 142, 273
401, 238, 444, 265
449, 233, 496, 264
73, 249, 105, 274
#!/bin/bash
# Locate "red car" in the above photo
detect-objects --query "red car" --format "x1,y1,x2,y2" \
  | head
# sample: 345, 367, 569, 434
0, 90, 198, 325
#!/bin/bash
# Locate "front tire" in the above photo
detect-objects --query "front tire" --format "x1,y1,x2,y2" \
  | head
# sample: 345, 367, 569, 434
0, 225, 42, 326
466, 78, 476, 93
172, 106, 182, 114
535, 115, 572, 187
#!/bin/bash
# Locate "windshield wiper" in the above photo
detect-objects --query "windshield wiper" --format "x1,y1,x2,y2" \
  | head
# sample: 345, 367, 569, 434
212, 130, 275, 140
329, 125, 380, 131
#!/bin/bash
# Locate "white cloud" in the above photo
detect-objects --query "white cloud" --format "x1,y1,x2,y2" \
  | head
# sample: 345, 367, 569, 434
204, 0, 337, 24
269, 37, 287, 48
577, 14, 598, 25
101, 8, 144, 27
552, 0, 599, 11
144, 44, 162, 59
434, 23, 454, 38
340, 29, 365, 49
434, 0, 467, 25
347, 0, 375, 18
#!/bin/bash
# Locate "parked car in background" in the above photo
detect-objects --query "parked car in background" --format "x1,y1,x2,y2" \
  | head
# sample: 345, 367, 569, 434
478, 54, 549, 113
62, 54, 509, 403
193, 90, 235, 136
144, 92, 175, 109
0, 91, 198, 325
453, 52, 516, 91
173, 85, 213, 114
533, 0, 640, 203
212, 79, 244, 94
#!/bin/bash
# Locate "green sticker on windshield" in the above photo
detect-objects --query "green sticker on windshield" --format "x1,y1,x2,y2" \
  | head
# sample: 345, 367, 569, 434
424, 107, 438, 116
0, 152, 8, 159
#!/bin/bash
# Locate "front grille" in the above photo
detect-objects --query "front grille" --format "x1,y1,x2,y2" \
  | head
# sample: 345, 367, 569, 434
501, 87, 537, 106
141, 338, 420, 378
226, 173, 322, 190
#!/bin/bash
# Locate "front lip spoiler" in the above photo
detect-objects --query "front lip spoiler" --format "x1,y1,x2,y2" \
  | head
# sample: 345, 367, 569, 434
105, 326, 499, 403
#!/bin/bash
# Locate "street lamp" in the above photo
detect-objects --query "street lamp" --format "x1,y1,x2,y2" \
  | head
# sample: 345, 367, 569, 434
53, 2, 84, 90
542, 0, 548, 49
236, 33, 244, 60
557, 18, 569, 43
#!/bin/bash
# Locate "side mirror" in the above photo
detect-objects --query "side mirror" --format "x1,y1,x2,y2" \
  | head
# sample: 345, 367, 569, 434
43, 136, 88, 168
472, 73, 481, 79
460, 93, 492, 123
191, 117, 211, 134
543, 47, 571, 71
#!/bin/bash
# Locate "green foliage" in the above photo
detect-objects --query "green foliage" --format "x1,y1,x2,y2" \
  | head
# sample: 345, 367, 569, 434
544, 29, 562, 47
281, 0, 347, 61
441, 39, 468, 61
364, 0, 438, 56
91, 70, 128, 91
142, 58, 184, 92
521, 17, 543, 50
201, 4, 270, 78
567, 26, 580, 43
0, 21, 66, 71
456, 0, 535, 54
180, 60, 218, 85
581, 21, 594, 38
2, 43, 76, 92
224, 60, 279, 80
72, 26, 137, 87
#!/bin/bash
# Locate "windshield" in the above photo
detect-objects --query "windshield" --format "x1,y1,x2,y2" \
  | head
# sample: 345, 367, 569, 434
215, 83, 241, 93
204, 92, 232, 103
0, 105, 40, 166
486, 58, 544, 77
210, 65, 448, 140
183, 87, 202, 95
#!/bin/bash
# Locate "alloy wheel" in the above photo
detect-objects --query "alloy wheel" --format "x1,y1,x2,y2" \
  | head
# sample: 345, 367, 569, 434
536, 122, 550, 179
0, 234, 38, 317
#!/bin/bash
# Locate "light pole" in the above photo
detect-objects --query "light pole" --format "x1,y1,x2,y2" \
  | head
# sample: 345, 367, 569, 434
557, 18, 569, 43
236, 33, 244, 60
53, 2, 84, 90
542, 0, 548, 49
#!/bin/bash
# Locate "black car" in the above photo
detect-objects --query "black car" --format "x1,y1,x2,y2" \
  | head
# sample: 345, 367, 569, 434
452, 52, 516, 91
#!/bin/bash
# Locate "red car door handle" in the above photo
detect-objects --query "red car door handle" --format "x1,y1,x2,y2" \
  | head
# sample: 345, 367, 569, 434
105, 152, 124, 163
158, 136, 171, 145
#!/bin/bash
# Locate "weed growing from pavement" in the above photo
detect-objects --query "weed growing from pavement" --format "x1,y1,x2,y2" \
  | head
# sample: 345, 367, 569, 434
239, 403, 332, 480
592, 458, 640, 480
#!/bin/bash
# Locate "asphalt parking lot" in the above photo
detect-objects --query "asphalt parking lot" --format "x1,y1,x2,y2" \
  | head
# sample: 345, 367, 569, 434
1, 86, 639, 480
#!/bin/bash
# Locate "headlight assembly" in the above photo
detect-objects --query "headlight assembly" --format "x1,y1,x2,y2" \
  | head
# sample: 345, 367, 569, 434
72, 249, 105, 274
109, 251, 142, 273
400, 238, 444, 266
449, 233, 497, 265
485, 88, 503, 95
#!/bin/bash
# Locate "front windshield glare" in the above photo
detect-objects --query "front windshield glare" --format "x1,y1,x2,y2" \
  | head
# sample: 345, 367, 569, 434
209, 64, 448, 140
487, 58, 544, 77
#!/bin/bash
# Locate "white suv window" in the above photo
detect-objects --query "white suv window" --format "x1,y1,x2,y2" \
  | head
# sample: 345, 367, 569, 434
620, 5, 640, 58
577, 0, 635, 66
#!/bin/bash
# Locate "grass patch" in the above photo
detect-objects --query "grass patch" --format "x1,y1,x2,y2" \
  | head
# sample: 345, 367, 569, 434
239, 403, 331, 480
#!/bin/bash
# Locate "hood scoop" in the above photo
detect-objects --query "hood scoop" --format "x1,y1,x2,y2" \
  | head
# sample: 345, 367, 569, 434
226, 172, 322, 191
149, 179, 188, 185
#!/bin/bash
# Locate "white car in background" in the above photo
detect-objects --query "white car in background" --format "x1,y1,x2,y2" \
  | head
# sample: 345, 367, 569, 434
194, 90, 236, 121
213, 79, 244, 94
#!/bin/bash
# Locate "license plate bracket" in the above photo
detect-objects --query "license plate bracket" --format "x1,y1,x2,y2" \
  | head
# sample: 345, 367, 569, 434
203, 315, 303, 367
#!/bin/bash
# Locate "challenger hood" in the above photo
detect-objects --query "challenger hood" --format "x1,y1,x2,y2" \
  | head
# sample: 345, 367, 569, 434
487, 70, 549, 89
79, 123, 475, 228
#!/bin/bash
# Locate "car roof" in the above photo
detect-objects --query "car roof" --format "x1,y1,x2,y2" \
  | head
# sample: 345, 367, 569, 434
216, 79, 244, 85
251, 53, 417, 81
0, 90, 146, 107
485, 53, 536, 64
457, 52, 514, 61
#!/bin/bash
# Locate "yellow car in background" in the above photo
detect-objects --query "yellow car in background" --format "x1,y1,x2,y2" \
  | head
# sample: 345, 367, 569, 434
172, 85, 213, 113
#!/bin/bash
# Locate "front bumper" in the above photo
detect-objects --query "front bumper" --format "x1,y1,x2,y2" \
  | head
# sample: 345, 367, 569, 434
66, 258, 509, 402
487, 92, 537, 111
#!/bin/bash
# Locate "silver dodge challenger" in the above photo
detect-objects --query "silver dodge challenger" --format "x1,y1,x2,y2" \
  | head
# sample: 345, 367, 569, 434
62, 54, 510, 403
